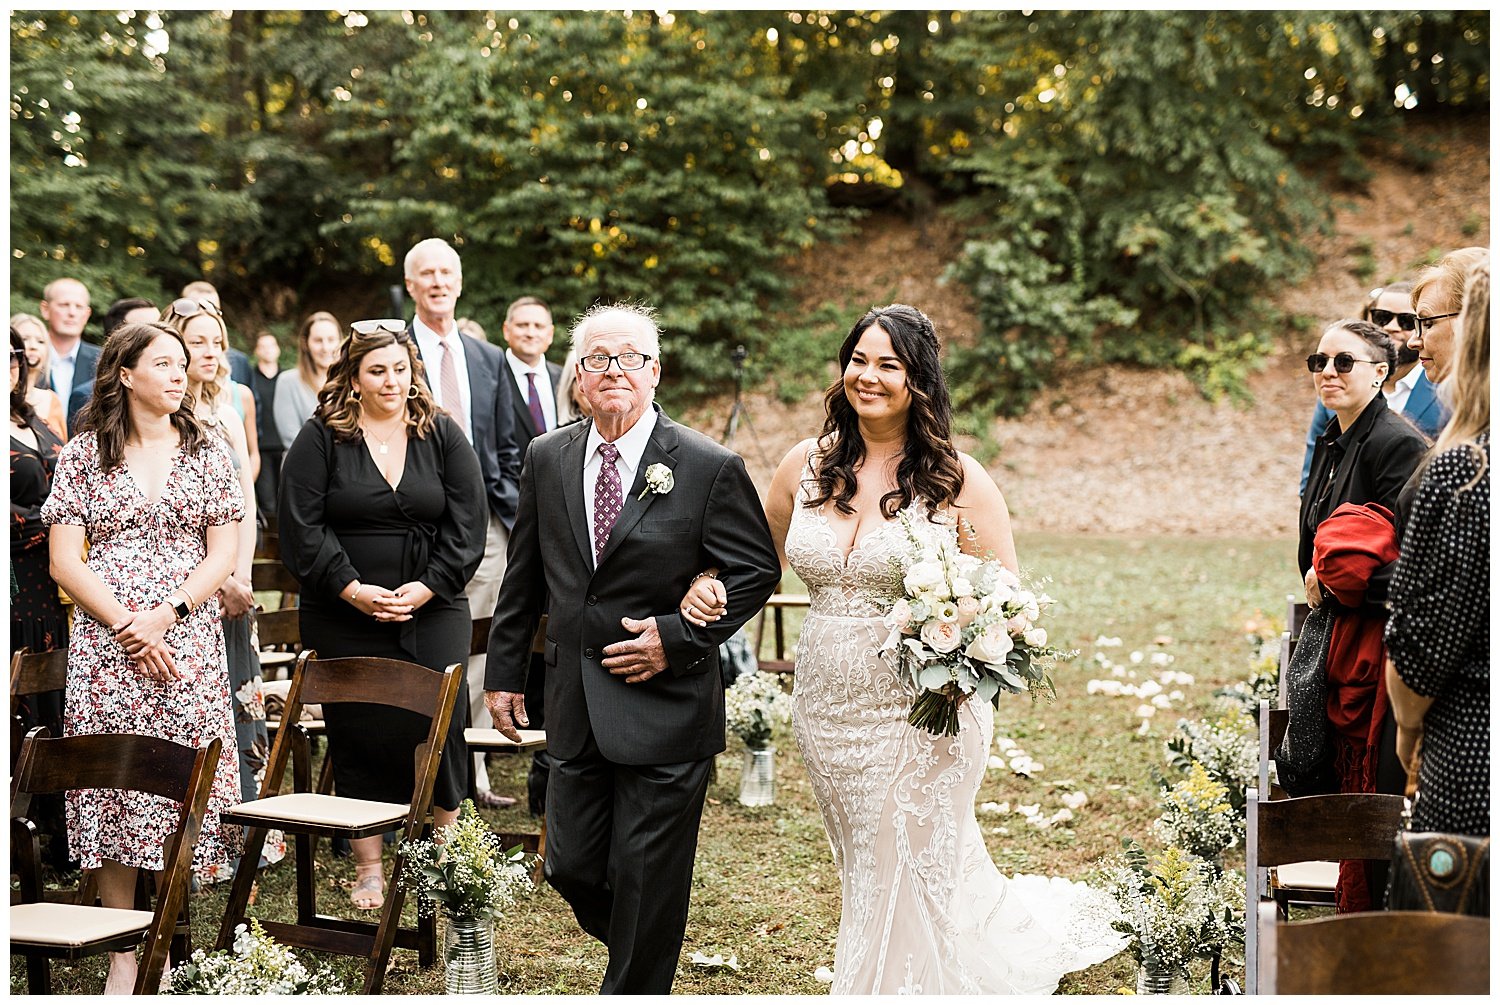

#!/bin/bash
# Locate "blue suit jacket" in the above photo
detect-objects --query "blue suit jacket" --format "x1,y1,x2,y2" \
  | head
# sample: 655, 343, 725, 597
61, 341, 101, 429
1299, 369, 1447, 494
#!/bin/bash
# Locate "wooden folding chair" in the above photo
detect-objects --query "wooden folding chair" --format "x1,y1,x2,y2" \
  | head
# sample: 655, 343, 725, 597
216, 650, 464, 994
10, 728, 221, 995
752, 593, 809, 675
1255, 901, 1488, 994
1243, 788, 1406, 992
1256, 701, 1289, 802
254, 606, 302, 680
10, 647, 68, 747
251, 559, 301, 609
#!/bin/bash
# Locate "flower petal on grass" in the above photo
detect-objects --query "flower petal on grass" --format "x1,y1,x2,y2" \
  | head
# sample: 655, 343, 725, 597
690, 952, 741, 971
814, 966, 835, 984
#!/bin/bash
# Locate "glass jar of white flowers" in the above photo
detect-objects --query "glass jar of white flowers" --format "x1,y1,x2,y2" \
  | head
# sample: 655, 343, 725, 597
724, 670, 793, 806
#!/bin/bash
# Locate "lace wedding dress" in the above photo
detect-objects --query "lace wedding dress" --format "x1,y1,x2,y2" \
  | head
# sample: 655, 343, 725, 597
786, 485, 1126, 995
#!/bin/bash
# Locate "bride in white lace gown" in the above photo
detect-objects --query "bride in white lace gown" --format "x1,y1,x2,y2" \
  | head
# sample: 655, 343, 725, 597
686, 305, 1123, 994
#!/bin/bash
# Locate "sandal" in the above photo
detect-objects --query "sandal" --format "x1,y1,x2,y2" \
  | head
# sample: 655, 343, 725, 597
350, 864, 386, 911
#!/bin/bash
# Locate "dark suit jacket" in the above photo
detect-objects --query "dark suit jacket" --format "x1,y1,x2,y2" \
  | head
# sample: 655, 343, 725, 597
1300, 395, 1428, 605
486, 407, 781, 765
59, 341, 101, 428
410, 325, 521, 530
508, 357, 564, 455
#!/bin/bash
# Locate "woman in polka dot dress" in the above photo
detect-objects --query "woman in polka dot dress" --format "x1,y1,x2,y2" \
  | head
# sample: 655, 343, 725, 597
42, 322, 243, 994
1386, 260, 1490, 837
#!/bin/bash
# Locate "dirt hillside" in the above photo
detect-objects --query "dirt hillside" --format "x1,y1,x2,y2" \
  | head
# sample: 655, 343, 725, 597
685, 116, 1489, 537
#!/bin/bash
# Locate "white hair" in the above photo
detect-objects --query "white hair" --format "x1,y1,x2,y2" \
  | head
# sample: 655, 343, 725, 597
569, 302, 661, 358
404, 237, 462, 279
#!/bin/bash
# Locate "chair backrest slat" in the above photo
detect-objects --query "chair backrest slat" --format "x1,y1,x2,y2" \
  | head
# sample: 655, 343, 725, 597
9, 648, 69, 698
251, 560, 301, 595
294, 656, 450, 717
1255, 792, 1406, 867
11, 731, 204, 804
255, 607, 301, 649
1262, 904, 1489, 994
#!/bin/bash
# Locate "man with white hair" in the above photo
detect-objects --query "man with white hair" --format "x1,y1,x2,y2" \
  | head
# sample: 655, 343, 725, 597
485, 304, 780, 993
404, 237, 522, 807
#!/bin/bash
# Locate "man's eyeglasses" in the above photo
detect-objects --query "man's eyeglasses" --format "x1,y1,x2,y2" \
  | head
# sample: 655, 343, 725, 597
1414, 312, 1460, 337
350, 318, 407, 336
1306, 352, 1383, 374
1367, 309, 1417, 332
169, 298, 222, 319
579, 352, 653, 373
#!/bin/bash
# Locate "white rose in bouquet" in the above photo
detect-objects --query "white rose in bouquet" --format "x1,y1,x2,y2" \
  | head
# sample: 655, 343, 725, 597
950, 576, 975, 599
903, 560, 946, 598
885, 598, 914, 634
1007, 612, 1031, 635
1023, 626, 1048, 648
920, 619, 964, 655
955, 596, 981, 627
965, 623, 1014, 665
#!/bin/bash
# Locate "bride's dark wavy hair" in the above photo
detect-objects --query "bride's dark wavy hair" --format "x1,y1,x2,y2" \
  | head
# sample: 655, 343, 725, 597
807, 303, 965, 517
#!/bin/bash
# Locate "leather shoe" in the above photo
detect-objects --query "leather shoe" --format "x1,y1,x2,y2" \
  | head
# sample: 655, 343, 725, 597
474, 791, 518, 809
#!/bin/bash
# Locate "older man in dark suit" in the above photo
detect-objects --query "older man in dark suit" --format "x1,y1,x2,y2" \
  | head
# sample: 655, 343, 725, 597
485, 304, 780, 994
404, 237, 522, 808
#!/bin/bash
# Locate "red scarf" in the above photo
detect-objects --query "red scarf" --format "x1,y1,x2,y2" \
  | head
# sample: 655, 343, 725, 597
1311, 501, 1399, 912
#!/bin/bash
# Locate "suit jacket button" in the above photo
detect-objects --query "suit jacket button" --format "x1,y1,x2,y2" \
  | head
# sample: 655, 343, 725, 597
587, 595, 598, 606
584, 647, 595, 660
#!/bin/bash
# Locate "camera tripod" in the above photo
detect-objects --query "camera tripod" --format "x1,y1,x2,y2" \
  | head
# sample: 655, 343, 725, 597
722, 344, 771, 469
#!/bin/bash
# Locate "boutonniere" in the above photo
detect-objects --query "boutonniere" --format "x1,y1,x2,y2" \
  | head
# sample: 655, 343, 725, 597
639, 463, 674, 500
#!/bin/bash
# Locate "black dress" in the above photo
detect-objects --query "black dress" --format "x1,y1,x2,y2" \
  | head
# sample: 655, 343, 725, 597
278, 413, 486, 811
1385, 435, 1490, 836
11, 412, 68, 655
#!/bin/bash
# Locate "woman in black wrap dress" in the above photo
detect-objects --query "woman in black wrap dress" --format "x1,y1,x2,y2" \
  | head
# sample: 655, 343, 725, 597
278, 319, 485, 910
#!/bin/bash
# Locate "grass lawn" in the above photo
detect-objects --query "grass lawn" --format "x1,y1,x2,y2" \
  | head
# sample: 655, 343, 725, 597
14, 532, 1298, 995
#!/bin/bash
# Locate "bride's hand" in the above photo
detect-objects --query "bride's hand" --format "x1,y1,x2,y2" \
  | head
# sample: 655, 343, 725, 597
679, 571, 726, 627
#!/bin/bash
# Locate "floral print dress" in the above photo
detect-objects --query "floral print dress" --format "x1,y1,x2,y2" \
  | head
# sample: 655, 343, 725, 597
40, 431, 244, 873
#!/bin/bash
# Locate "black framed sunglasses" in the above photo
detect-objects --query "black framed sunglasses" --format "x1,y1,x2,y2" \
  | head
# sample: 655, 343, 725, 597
1306, 352, 1382, 374
1367, 308, 1417, 332
169, 297, 222, 319
1414, 311, 1460, 337
350, 318, 407, 336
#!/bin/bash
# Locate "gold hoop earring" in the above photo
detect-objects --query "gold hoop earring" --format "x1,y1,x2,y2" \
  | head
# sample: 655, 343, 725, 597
351, 389, 361, 402
407, 385, 418, 399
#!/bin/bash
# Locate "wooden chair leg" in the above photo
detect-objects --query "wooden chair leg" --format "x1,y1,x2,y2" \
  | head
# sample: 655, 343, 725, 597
25, 953, 51, 995
362, 869, 408, 994
218, 824, 270, 949
293, 832, 318, 924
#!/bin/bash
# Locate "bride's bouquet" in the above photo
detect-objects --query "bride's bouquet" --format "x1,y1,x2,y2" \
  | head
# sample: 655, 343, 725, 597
880, 510, 1064, 736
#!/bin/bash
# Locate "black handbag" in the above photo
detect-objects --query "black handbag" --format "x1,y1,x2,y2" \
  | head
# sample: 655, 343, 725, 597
1386, 831, 1490, 916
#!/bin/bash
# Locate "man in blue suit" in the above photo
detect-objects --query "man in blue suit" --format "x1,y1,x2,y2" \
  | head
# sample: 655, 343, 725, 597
40, 278, 99, 423
404, 237, 522, 808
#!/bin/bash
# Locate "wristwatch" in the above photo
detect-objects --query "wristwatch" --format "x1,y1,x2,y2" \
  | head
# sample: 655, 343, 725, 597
170, 595, 192, 621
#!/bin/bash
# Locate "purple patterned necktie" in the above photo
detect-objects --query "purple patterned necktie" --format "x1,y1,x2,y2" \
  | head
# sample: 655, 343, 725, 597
527, 371, 547, 435
593, 442, 622, 562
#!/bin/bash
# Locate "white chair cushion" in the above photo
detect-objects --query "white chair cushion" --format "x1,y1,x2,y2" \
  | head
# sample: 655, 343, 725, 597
464, 727, 548, 752
1272, 860, 1339, 891
226, 793, 408, 829
11, 903, 154, 947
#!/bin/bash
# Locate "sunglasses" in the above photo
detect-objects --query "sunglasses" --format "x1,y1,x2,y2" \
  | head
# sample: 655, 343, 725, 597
350, 318, 407, 336
1367, 308, 1417, 332
1306, 352, 1382, 374
169, 297, 222, 319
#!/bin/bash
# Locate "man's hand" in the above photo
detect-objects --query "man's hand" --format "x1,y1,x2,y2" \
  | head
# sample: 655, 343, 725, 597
484, 689, 529, 742
602, 616, 668, 684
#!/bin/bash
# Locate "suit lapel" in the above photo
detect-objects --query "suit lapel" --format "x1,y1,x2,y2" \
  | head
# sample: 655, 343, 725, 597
561, 420, 594, 566
596, 411, 680, 570
460, 333, 493, 438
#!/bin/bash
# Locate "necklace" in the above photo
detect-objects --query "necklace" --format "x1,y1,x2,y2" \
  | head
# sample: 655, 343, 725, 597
362, 416, 407, 455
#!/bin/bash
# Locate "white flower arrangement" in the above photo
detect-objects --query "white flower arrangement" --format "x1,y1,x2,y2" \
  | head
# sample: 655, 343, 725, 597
880, 510, 1067, 735
1152, 762, 1240, 861
724, 671, 792, 749
163, 918, 344, 994
638, 462, 674, 500
1104, 841, 1245, 971
1165, 715, 1257, 814
398, 800, 536, 921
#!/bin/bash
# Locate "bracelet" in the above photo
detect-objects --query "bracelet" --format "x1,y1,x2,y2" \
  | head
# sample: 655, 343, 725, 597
350, 583, 365, 605
179, 585, 197, 609
690, 571, 716, 583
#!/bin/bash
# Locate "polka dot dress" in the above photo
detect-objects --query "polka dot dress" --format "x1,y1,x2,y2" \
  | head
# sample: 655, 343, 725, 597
1385, 434, 1490, 836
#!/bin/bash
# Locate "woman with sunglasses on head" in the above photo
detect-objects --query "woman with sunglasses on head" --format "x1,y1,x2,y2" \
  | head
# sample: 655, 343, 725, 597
1292, 318, 1428, 911
41, 322, 243, 993
278, 320, 485, 911
1298, 283, 1446, 495
1385, 260, 1489, 839
273, 310, 343, 449
159, 299, 276, 880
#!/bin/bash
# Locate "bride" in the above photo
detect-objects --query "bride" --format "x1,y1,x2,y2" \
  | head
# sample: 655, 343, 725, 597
685, 304, 1123, 994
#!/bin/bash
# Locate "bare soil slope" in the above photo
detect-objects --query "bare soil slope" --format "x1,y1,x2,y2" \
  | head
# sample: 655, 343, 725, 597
688, 116, 1489, 537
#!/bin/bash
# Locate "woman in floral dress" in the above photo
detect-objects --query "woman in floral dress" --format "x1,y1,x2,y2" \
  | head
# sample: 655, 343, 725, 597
43, 322, 243, 994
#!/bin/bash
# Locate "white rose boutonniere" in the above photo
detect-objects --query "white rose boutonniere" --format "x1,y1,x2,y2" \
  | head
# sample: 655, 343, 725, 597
639, 463, 675, 500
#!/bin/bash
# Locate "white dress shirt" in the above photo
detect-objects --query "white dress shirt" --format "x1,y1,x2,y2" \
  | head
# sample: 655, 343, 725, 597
583, 408, 658, 567
49, 341, 80, 397
412, 316, 473, 442
505, 348, 558, 434
1382, 365, 1423, 416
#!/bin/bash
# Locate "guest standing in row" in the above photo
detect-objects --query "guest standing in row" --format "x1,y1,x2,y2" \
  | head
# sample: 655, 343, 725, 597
11, 314, 68, 438
43, 322, 243, 994
251, 330, 284, 519
68, 298, 163, 427
1386, 260, 1490, 837
278, 320, 485, 910
273, 311, 342, 448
